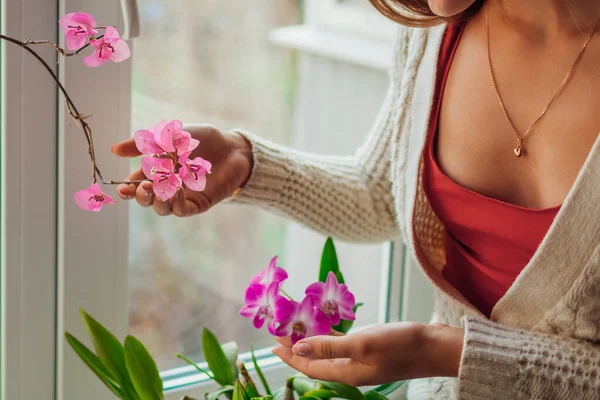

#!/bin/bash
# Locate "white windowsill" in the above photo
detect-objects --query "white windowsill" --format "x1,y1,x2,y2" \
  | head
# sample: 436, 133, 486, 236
269, 25, 394, 71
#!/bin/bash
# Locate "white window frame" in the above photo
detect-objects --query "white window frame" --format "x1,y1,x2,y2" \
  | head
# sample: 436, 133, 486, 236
1, 0, 59, 399
0, 0, 431, 398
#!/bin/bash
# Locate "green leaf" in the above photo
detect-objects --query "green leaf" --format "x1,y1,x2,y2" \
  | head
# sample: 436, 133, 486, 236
246, 381, 260, 399
176, 353, 214, 380
332, 303, 364, 334
298, 397, 321, 400
233, 380, 250, 400
372, 381, 405, 396
364, 391, 388, 400
271, 387, 285, 400
65, 333, 125, 399
124, 335, 164, 400
79, 309, 139, 400
251, 397, 273, 400
202, 328, 235, 386
205, 385, 235, 400
303, 389, 338, 399
318, 382, 364, 400
251, 345, 271, 396
292, 377, 317, 395
319, 237, 344, 283
221, 341, 240, 381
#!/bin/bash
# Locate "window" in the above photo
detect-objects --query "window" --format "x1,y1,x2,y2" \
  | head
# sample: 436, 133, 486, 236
2, 0, 433, 399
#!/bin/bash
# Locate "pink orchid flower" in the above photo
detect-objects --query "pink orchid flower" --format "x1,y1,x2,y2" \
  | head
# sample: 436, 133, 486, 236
240, 282, 281, 330
178, 153, 212, 192
74, 183, 114, 212
141, 157, 182, 201
59, 12, 98, 51
249, 256, 288, 287
84, 26, 131, 67
305, 271, 356, 325
135, 120, 199, 156
272, 295, 332, 344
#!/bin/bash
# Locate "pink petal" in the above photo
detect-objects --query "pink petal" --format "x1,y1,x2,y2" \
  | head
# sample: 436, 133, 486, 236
266, 281, 281, 302
305, 282, 325, 299
83, 50, 105, 67
180, 162, 208, 192
141, 157, 173, 180
58, 13, 77, 33
74, 189, 95, 211
59, 12, 96, 34
325, 271, 339, 291
73, 184, 114, 212
273, 297, 296, 322
253, 312, 267, 329
291, 330, 306, 344
244, 284, 267, 305
155, 121, 179, 153
153, 173, 181, 201
109, 39, 131, 63
71, 12, 97, 30
135, 129, 164, 155
309, 308, 333, 337
65, 30, 89, 51
338, 305, 356, 321
240, 305, 259, 319
187, 137, 200, 153
103, 26, 121, 41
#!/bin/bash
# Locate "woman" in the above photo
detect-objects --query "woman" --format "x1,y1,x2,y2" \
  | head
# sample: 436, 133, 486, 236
112, 0, 600, 398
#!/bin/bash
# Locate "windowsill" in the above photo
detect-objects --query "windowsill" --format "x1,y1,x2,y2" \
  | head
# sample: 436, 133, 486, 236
269, 25, 394, 71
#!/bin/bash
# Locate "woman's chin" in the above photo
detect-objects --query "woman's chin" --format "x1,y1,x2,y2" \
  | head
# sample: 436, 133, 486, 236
428, 0, 476, 17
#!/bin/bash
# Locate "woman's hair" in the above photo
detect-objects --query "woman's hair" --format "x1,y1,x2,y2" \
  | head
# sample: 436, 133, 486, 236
367, 0, 483, 27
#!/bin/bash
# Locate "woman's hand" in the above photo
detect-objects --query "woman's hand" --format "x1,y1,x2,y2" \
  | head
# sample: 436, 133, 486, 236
272, 322, 464, 387
111, 124, 253, 217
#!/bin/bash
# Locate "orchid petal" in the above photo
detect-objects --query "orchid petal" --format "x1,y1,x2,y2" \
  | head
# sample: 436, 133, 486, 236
239, 305, 259, 319
305, 281, 325, 299
244, 284, 267, 305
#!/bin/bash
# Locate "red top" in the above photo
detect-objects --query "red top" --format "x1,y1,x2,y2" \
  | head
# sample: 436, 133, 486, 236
422, 24, 561, 317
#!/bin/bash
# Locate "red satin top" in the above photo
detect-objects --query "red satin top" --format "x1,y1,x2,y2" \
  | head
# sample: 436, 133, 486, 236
422, 24, 561, 317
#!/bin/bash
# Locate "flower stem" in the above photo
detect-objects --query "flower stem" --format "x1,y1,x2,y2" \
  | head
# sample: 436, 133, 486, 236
280, 288, 294, 301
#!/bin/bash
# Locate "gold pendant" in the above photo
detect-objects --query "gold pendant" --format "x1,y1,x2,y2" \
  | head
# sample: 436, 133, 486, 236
514, 139, 523, 158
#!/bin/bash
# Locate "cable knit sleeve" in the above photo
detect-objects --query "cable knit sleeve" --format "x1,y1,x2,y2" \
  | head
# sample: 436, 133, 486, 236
457, 316, 600, 399
229, 28, 411, 243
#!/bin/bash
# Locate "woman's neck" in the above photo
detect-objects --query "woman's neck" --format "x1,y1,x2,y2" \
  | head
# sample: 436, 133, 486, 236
492, 0, 600, 39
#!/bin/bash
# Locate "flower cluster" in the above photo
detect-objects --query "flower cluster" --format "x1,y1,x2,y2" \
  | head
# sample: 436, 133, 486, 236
137, 120, 212, 201
240, 257, 356, 344
59, 12, 130, 67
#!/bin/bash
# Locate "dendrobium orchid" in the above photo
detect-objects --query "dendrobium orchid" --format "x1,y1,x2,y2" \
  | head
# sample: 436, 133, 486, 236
306, 271, 356, 325
249, 256, 288, 287
272, 295, 332, 344
240, 282, 281, 331
58, 12, 98, 51
179, 153, 212, 192
84, 26, 131, 67
141, 157, 182, 201
74, 183, 114, 212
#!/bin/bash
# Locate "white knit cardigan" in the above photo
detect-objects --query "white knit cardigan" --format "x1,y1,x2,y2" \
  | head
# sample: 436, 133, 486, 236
232, 23, 600, 399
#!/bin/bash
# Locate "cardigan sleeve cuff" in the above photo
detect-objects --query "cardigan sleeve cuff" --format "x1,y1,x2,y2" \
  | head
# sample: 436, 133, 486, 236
227, 129, 292, 207
457, 316, 527, 399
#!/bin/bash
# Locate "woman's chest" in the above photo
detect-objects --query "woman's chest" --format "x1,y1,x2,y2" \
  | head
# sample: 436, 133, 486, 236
436, 25, 600, 209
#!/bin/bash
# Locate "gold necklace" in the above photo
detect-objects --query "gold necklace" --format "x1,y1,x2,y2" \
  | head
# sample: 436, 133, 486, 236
486, 5, 600, 157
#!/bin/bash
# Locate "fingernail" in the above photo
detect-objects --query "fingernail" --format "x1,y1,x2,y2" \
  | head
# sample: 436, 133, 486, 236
110, 145, 116, 154
292, 343, 311, 356
141, 182, 152, 192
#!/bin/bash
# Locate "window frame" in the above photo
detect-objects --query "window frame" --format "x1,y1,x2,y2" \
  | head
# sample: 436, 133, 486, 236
1, 0, 59, 399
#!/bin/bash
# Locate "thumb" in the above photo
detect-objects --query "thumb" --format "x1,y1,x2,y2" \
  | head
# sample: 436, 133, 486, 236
292, 335, 353, 359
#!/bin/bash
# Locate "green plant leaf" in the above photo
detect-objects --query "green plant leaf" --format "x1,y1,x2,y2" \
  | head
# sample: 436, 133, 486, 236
205, 385, 234, 400
318, 382, 364, 400
251, 345, 271, 396
364, 391, 388, 400
298, 397, 321, 400
124, 335, 164, 400
271, 387, 285, 400
250, 397, 273, 400
332, 303, 364, 334
304, 389, 338, 399
246, 381, 260, 398
233, 380, 250, 400
221, 341, 240, 381
319, 237, 344, 283
79, 309, 139, 400
292, 377, 317, 395
176, 353, 214, 380
65, 332, 125, 399
372, 381, 405, 396
202, 329, 235, 386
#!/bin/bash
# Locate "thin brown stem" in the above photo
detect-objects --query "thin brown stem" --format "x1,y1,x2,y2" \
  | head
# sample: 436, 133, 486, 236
23, 34, 104, 57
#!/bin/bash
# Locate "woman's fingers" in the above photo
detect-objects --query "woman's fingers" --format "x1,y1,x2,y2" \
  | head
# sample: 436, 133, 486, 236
111, 139, 142, 158
117, 169, 146, 200
272, 347, 370, 386
276, 329, 346, 348
136, 181, 155, 207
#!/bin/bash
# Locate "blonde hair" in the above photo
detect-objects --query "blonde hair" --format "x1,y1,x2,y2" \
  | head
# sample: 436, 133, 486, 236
367, 0, 483, 27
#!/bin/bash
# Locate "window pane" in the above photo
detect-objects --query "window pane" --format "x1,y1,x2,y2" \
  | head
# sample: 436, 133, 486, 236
128, 0, 390, 373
